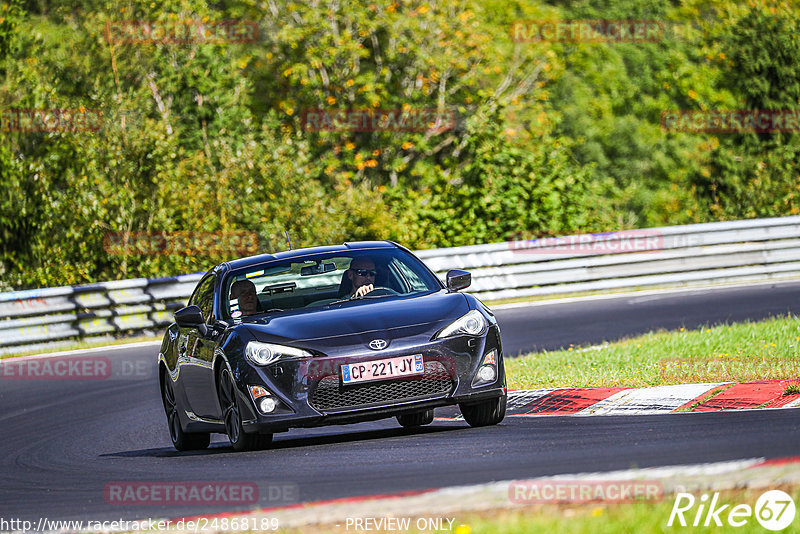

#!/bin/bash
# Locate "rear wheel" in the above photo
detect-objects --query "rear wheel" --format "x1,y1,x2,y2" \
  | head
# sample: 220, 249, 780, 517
459, 394, 507, 427
218, 368, 272, 452
161, 373, 210, 451
396, 408, 435, 428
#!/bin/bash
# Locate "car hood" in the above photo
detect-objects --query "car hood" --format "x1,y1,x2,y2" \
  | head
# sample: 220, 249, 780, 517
241, 291, 469, 353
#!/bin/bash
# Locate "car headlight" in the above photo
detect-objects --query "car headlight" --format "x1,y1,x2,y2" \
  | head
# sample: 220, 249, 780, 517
245, 341, 312, 366
435, 310, 488, 339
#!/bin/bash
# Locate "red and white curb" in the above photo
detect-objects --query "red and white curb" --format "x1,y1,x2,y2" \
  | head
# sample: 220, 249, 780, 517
145, 456, 800, 533
439, 379, 800, 420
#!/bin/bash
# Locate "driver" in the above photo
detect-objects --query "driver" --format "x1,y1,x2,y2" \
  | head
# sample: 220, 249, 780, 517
230, 280, 260, 315
346, 256, 377, 299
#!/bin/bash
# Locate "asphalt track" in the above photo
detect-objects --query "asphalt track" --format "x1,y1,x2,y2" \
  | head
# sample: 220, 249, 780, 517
1, 282, 799, 523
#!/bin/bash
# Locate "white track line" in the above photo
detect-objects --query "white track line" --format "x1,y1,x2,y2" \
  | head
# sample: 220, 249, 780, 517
490, 278, 800, 310
781, 397, 800, 409
531, 457, 766, 481
1, 340, 161, 361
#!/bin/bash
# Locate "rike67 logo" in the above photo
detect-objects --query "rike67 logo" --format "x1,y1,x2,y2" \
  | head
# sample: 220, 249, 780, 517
668, 490, 796, 531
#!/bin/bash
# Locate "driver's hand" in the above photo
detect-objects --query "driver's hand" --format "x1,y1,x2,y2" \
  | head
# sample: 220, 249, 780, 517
352, 284, 374, 298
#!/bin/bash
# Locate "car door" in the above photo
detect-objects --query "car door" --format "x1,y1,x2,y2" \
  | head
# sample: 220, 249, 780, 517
178, 274, 221, 420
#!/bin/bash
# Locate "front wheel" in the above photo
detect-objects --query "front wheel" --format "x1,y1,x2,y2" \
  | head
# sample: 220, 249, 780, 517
396, 408, 434, 428
218, 368, 272, 452
459, 394, 507, 427
161, 373, 210, 451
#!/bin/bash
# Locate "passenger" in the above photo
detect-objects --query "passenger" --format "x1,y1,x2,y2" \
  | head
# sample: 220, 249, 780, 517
230, 280, 260, 315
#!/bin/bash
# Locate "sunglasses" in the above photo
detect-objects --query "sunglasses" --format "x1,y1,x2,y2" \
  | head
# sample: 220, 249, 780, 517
353, 269, 376, 277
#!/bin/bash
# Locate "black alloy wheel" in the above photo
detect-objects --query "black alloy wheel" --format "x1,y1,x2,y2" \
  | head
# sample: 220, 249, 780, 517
218, 367, 272, 452
161, 372, 210, 451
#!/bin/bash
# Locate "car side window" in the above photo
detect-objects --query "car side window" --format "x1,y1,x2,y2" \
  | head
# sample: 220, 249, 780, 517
390, 258, 429, 292
189, 275, 216, 323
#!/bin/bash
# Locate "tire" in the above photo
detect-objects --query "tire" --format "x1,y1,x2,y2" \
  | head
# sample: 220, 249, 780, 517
218, 368, 273, 452
161, 372, 210, 451
396, 408, 435, 428
459, 394, 507, 427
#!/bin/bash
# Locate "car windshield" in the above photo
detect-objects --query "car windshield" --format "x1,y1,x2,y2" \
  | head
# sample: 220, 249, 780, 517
224, 248, 441, 319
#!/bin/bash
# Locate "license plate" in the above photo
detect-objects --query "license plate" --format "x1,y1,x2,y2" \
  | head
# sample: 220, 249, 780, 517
341, 354, 424, 385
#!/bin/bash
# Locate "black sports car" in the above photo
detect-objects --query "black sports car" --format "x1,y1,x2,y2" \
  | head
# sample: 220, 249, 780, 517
158, 241, 506, 451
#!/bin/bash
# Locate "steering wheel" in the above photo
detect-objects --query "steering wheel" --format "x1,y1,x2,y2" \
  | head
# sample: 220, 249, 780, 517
363, 286, 399, 297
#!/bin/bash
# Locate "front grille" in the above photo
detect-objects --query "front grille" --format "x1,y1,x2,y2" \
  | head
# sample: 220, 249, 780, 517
309, 360, 453, 412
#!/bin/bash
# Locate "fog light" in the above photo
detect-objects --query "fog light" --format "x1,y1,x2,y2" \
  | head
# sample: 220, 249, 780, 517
258, 396, 278, 414
249, 385, 268, 399
478, 365, 497, 382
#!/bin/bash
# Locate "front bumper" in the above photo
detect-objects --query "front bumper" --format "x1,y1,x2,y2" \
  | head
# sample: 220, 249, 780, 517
234, 325, 505, 433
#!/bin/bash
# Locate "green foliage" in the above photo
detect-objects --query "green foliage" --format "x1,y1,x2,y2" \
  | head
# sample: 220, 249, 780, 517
387, 107, 607, 247
691, 4, 800, 219
0, 1, 22, 64
1, 0, 800, 289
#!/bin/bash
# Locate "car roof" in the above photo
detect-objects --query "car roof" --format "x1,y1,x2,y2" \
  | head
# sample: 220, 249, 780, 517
223, 241, 400, 271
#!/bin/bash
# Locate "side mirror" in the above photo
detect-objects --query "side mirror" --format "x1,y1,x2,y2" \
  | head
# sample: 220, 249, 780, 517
446, 269, 471, 291
174, 305, 207, 336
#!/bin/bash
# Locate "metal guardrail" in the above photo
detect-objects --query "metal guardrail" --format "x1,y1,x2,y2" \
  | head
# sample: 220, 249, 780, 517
0, 274, 202, 351
416, 216, 800, 300
2, 216, 800, 352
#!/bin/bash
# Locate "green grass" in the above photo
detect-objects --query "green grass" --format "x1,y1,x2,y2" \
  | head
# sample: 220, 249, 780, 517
274, 487, 800, 534
506, 315, 800, 389
784, 383, 800, 395
446, 487, 800, 534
